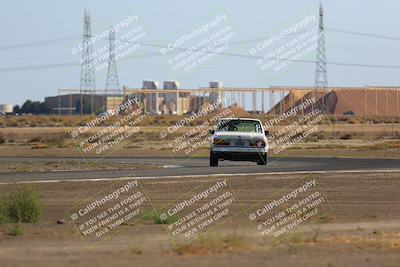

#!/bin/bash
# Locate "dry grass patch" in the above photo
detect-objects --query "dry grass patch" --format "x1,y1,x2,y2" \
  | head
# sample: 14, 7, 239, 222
324, 232, 400, 251
173, 232, 250, 255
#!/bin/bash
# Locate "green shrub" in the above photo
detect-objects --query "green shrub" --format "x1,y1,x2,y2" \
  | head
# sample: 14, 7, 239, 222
142, 210, 178, 224
7, 185, 43, 223
0, 201, 10, 224
8, 224, 24, 236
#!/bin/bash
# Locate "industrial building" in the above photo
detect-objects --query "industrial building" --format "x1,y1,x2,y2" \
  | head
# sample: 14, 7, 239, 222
47, 84, 400, 117
45, 94, 124, 115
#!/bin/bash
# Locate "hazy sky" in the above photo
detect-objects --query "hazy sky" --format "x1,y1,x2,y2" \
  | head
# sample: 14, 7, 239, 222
1, 0, 399, 105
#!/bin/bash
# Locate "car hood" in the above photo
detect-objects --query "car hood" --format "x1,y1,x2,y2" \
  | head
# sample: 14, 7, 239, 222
214, 131, 265, 140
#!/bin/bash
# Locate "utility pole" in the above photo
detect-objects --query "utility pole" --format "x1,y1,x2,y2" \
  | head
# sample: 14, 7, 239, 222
105, 26, 120, 93
80, 9, 96, 114
315, 2, 328, 88
315, 2, 328, 111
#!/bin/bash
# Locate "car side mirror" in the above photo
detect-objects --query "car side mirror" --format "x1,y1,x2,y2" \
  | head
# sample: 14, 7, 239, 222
264, 130, 269, 136
209, 129, 215, 134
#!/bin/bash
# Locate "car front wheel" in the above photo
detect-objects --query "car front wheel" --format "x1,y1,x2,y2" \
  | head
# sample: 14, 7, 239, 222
257, 153, 267, 165
210, 152, 219, 167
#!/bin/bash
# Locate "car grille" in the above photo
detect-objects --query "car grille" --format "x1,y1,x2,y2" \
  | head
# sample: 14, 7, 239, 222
214, 139, 265, 147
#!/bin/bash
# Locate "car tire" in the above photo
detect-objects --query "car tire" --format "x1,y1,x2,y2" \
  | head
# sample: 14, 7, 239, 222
257, 153, 267, 165
210, 152, 219, 167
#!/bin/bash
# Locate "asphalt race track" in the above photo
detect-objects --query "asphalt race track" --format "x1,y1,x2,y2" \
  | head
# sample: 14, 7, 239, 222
1, 156, 400, 183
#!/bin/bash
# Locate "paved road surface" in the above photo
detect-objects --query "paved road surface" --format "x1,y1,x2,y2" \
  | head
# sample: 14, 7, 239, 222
1, 156, 400, 183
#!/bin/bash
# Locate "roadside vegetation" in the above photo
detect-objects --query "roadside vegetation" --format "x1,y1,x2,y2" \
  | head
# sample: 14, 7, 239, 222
173, 232, 249, 255
1, 114, 400, 127
0, 184, 43, 236
142, 210, 178, 225
0, 161, 160, 173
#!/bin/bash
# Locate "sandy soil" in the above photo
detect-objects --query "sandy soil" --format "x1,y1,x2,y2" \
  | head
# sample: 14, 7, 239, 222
0, 160, 160, 173
0, 171, 399, 267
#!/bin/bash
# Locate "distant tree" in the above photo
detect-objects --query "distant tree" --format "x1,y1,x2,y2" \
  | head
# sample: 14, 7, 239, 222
20, 100, 33, 114
19, 100, 51, 114
13, 105, 20, 114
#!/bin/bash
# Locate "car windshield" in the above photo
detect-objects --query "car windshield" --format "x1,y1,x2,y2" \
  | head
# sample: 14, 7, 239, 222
217, 119, 262, 133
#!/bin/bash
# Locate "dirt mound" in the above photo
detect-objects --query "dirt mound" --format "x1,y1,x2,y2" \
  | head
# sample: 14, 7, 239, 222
329, 89, 399, 116
225, 106, 251, 118
197, 103, 251, 120
270, 88, 400, 116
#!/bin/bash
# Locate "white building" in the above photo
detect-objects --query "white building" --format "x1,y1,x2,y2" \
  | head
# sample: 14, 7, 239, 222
0, 104, 13, 115
209, 81, 223, 105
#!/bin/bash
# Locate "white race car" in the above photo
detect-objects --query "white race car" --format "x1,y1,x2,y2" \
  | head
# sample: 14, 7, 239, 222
209, 118, 269, 166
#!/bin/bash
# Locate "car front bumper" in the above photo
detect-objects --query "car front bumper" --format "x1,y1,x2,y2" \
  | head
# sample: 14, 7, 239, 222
211, 146, 268, 162
211, 146, 268, 153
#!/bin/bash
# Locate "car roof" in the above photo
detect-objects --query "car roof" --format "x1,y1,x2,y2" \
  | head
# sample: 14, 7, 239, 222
219, 118, 262, 122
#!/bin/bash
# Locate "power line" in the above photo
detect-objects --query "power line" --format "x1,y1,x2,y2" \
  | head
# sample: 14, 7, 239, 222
0, 29, 309, 52
0, 35, 80, 50
0, 61, 78, 72
326, 28, 400, 41
3, 29, 400, 72
2, 54, 400, 74
0, 52, 169, 72
3, 49, 400, 73
136, 41, 400, 69
2, 25, 399, 52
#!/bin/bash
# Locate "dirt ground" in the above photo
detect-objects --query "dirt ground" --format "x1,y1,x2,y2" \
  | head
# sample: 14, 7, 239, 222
0, 160, 160, 173
1, 125, 400, 160
0, 171, 399, 267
